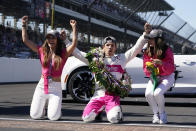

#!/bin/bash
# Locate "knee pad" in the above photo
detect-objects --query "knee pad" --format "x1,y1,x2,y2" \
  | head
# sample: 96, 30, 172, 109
107, 106, 122, 124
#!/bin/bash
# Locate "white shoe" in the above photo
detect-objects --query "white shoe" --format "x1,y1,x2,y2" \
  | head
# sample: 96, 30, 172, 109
159, 113, 167, 124
152, 114, 160, 124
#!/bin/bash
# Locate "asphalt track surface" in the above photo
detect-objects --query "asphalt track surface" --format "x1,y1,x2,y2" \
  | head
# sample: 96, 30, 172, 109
0, 83, 196, 131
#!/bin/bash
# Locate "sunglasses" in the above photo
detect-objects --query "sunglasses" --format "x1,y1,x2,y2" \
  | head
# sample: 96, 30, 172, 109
46, 36, 56, 40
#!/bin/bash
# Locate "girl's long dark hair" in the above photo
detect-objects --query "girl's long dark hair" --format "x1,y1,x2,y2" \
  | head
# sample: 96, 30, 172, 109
42, 37, 64, 70
145, 37, 168, 59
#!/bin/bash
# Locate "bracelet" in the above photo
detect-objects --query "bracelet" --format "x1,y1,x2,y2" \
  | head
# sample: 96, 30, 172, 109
22, 25, 26, 28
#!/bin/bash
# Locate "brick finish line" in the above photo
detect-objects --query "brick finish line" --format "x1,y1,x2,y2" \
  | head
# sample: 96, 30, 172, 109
0, 120, 196, 131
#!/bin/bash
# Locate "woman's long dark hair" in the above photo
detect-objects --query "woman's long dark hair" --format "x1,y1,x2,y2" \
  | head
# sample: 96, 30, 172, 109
145, 37, 168, 59
42, 37, 64, 70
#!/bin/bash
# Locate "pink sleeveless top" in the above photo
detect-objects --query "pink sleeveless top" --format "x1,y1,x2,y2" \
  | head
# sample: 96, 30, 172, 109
37, 46, 68, 94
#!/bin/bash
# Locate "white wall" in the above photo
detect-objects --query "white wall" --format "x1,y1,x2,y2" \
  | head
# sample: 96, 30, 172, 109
0, 57, 41, 83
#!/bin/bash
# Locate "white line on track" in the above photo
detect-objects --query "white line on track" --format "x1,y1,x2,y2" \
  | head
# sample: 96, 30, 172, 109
0, 117, 196, 129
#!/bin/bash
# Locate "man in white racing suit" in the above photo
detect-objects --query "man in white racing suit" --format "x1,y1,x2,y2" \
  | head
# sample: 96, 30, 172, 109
60, 30, 147, 123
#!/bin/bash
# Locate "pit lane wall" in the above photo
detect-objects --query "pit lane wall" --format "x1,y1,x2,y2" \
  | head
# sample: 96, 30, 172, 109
0, 55, 196, 87
0, 57, 41, 83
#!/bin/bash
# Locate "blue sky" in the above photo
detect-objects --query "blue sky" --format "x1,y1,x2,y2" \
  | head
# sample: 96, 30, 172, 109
165, 0, 196, 29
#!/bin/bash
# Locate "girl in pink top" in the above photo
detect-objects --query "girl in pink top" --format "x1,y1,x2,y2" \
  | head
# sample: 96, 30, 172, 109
21, 16, 77, 120
143, 23, 175, 124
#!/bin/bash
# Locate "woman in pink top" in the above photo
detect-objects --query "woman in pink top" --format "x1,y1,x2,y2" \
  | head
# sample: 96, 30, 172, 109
143, 23, 175, 124
21, 16, 77, 120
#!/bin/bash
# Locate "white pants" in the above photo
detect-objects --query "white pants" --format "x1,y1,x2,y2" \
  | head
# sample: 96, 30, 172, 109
30, 78, 62, 120
145, 73, 175, 114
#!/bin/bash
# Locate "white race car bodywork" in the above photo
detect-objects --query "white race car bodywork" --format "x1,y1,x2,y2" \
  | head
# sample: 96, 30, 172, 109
172, 55, 196, 93
61, 55, 196, 101
61, 56, 87, 90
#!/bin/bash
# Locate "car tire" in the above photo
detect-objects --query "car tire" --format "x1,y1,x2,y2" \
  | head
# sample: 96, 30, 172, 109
68, 67, 94, 103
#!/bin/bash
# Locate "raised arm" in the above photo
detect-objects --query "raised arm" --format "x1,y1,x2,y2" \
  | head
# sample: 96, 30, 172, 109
61, 23, 88, 64
124, 23, 151, 64
124, 33, 146, 64
66, 20, 77, 57
72, 48, 88, 64
21, 16, 38, 53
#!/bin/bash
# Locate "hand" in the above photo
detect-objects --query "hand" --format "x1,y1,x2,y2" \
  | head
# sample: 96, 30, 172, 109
60, 30, 66, 40
151, 58, 162, 65
146, 66, 153, 72
144, 23, 152, 34
22, 16, 28, 25
70, 20, 77, 28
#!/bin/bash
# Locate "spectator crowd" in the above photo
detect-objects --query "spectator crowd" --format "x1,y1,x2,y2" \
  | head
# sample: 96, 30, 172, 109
0, 25, 43, 58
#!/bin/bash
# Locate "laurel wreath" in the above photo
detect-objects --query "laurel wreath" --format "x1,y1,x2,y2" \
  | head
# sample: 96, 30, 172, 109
85, 47, 132, 98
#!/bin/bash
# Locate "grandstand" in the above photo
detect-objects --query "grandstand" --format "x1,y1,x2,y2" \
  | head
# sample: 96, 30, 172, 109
0, 0, 195, 58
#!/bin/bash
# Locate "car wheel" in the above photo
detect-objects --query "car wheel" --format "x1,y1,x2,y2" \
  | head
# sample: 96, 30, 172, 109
68, 67, 94, 103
